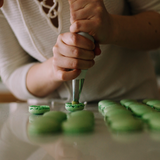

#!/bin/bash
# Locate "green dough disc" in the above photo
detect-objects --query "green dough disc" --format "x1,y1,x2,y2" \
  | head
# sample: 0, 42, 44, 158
120, 99, 137, 106
68, 110, 94, 125
152, 103, 160, 111
130, 105, 154, 116
105, 109, 132, 118
142, 112, 160, 121
148, 117, 160, 130
106, 114, 134, 124
110, 119, 142, 132
98, 100, 117, 111
65, 103, 84, 112
62, 119, 94, 134
29, 105, 50, 115
142, 99, 155, 104
70, 110, 94, 118
146, 100, 160, 107
128, 103, 147, 110
28, 117, 61, 135
43, 111, 67, 123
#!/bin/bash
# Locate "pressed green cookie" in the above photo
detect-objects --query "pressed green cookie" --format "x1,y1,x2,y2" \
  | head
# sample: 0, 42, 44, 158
29, 105, 50, 115
65, 103, 84, 112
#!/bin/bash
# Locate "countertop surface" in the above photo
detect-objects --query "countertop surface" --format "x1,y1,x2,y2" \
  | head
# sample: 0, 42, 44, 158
1, 102, 160, 160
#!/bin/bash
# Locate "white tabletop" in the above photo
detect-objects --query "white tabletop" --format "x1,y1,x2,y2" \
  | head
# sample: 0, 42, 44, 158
0, 102, 160, 160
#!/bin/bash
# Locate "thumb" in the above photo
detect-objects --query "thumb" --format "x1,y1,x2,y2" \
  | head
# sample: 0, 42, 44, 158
57, 69, 81, 81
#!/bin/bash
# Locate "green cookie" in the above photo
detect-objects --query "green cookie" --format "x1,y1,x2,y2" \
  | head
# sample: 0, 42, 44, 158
28, 117, 61, 135
29, 105, 50, 115
65, 103, 84, 112
110, 119, 142, 132
62, 119, 94, 134
43, 111, 67, 123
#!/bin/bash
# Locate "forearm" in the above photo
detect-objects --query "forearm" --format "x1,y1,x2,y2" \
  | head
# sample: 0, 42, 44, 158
26, 58, 62, 97
110, 11, 160, 50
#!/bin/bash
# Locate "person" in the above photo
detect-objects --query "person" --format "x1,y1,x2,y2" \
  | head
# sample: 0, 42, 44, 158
0, 0, 160, 103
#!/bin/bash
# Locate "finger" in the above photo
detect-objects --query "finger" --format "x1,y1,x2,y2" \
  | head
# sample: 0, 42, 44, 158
70, 20, 97, 37
56, 68, 81, 81
70, 4, 95, 23
94, 42, 101, 56
60, 32, 95, 50
69, 0, 89, 11
53, 54, 95, 70
54, 43, 95, 60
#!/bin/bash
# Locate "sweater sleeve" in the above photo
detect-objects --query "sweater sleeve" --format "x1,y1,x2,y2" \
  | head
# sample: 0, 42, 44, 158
127, 0, 160, 14
0, 10, 59, 101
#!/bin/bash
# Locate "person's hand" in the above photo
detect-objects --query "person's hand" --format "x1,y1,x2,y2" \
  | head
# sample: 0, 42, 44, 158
52, 32, 96, 81
68, 0, 113, 44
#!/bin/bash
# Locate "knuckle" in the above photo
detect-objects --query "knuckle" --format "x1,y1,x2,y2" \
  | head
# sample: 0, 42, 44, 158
89, 60, 95, 68
52, 45, 58, 54
71, 12, 76, 21
74, 21, 81, 28
71, 59, 79, 68
90, 52, 95, 59
58, 71, 65, 81
72, 48, 80, 57
70, 34, 78, 45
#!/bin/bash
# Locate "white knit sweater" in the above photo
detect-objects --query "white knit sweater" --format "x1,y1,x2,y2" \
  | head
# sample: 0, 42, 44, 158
0, 0, 160, 102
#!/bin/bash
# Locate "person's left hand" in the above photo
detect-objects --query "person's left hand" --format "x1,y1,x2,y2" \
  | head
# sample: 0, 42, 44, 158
68, 0, 113, 44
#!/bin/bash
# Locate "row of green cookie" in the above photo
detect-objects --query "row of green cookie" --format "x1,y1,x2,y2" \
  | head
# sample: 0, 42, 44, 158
98, 99, 160, 132
28, 106, 94, 135
120, 99, 160, 131
121, 99, 160, 111
98, 100, 143, 132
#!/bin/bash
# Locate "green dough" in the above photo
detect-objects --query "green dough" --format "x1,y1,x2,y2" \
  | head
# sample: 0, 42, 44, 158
43, 111, 67, 123
100, 104, 121, 114
120, 99, 137, 106
68, 110, 94, 125
29, 105, 50, 115
142, 99, 155, 104
62, 119, 94, 134
98, 100, 117, 113
65, 103, 84, 112
70, 110, 94, 119
146, 100, 160, 107
130, 105, 154, 117
142, 112, 160, 121
106, 114, 134, 124
110, 119, 142, 132
152, 103, 160, 111
105, 109, 132, 118
148, 117, 160, 130
128, 103, 147, 110
28, 117, 61, 135
103, 106, 126, 117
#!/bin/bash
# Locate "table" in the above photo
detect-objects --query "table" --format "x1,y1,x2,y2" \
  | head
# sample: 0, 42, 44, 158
0, 102, 160, 160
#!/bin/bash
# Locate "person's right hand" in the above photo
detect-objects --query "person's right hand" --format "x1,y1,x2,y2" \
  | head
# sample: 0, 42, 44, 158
52, 32, 97, 82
